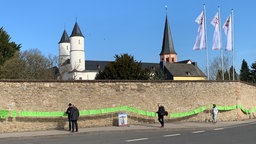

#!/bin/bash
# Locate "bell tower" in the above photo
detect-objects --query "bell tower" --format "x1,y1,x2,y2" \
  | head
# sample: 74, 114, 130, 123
70, 22, 85, 71
159, 15, 177, 63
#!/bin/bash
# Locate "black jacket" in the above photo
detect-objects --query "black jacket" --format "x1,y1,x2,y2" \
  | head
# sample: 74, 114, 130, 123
70, 107, 80, 121
66, 107, 72, 120
157, 106, 166, 116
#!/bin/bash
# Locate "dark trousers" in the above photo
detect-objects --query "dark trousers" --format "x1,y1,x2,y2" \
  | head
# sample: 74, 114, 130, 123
158, 115, 164, 127
71, 120, 78, 132
68, 120, 71, 131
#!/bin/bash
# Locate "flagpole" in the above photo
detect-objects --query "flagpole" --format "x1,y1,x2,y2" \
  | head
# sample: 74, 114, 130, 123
231, 9, 235, 80
204, 4, 209, 80
218, 6, 224, 80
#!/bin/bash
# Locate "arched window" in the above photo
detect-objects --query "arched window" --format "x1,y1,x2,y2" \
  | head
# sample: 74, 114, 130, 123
166, 58, 169, 62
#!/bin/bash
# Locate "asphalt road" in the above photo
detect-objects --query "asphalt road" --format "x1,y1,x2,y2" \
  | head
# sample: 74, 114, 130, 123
1, 122, 256, 144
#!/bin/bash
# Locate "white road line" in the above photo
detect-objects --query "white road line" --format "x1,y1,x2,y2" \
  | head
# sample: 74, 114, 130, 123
213, 128, 224, 131
192, 130, 205, 134
163, 134, 181, 137
125, 138, 149, 142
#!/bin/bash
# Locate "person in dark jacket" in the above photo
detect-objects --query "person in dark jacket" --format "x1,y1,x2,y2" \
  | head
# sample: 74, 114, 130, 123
156, 103, 167, 128
65, 103, 72, 131
70, 105, 80, 132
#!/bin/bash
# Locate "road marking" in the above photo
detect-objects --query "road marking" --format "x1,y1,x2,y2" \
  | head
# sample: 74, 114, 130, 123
163, 134, 181, 137
125, 138, 148, 142
192, 130, 205, 134
213, 128, 224, 131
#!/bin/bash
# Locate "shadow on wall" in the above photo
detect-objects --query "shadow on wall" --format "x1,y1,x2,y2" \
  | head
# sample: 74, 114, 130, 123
9, 117, 67, 130
167, 111, 211, 123
128, 115, 156, 124
1, 110, 243, 132
5, 113, 121, 129
2, 113, 157, 129
167, 114, 198, 123
1, 113, 206, 131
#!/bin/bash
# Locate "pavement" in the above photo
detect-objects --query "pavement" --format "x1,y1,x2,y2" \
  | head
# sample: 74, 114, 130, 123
1, 119, 256, 139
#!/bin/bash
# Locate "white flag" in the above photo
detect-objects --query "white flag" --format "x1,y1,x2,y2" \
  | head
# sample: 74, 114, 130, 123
223, 15, 232, 51
211, 12, 221, 50
193, 11, 206, 50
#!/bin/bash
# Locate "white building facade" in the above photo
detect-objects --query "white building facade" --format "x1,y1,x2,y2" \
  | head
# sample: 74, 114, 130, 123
58, 22, 97, 80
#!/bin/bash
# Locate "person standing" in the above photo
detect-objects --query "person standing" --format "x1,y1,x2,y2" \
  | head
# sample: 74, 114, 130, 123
212, 104, 218, 123
65, 103, 72, 131
70, 104, 80, 132
156, 103, 167, 128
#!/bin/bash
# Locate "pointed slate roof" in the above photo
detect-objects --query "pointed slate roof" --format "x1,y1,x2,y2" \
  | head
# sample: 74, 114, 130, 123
160, 15, 176, 55
164, 62, 206, 77
70, 22, 84, 37
58, 29, 70, 44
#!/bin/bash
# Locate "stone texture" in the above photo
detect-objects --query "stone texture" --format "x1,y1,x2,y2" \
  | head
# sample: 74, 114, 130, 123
0, 80, 255, 132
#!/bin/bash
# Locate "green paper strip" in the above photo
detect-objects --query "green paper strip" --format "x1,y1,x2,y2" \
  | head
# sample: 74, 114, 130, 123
170, 106, 206, 118
0, 110, 9, 119
1, 104, 256, 119
120, 106, 128, 111
19, 111, 65, 117
237, 105, 250, 114
79, 110, 90, 116
248, 107, 256, 113
11, 111, 17, 117
79, 106, 122, 116
216, 105, 237, 111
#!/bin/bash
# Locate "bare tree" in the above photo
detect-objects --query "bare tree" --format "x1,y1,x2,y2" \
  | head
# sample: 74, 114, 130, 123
209, 53, 231, 80
0, 48, 57, 80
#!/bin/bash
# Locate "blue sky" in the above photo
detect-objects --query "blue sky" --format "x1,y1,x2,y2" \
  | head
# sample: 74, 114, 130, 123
1, 0, 255, 73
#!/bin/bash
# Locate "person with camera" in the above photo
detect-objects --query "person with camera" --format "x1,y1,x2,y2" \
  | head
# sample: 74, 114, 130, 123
156, 103, 168, 128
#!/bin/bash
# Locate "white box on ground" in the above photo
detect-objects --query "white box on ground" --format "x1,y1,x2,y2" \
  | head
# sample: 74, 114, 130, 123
118, 113, 128, 126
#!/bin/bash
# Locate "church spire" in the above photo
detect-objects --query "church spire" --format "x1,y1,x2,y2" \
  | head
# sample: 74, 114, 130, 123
160, 14, 177, 63
70, 22, 84, 37
58, 29, 70, 44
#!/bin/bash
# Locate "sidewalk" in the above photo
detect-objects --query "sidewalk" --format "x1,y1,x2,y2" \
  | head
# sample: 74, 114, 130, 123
1, 119, 256, 139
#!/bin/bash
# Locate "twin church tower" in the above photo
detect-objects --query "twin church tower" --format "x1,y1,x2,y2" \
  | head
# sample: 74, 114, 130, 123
58, 22, 86, 80
58, 16, 179, 80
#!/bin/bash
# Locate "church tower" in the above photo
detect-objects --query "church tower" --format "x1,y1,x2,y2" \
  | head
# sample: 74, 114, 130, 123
58, 29, 70, 66
70, 22, 85, 71
160, 15, 177, 63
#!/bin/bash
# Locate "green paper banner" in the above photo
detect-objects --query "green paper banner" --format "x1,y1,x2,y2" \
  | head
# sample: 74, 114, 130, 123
236, 105, 256, 114
0, 110, 9, 119
19, 111, 65, 117
216, 105, 237, 111
1, 105, 256, 119
11, 111, 17, 117
170, 106, 206, 118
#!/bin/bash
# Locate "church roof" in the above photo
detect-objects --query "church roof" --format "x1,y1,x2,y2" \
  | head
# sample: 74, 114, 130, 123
70, 22, 84, 37
59, 59, 205, 79
85, 60, 111, 71
164, 62, 206, 77
85, 60, 159, 72
160, 16, 176, 55
58, 29, 70, 43
85, 60, 205, 78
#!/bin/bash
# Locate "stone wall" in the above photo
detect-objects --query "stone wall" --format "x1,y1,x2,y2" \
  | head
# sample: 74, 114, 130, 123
0, 80, 255, 133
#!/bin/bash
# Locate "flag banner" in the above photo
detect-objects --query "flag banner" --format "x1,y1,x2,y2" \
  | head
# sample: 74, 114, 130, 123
193, 11, 206, 50
211, 12, 221, 50
223, 15, 232, 51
